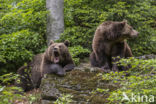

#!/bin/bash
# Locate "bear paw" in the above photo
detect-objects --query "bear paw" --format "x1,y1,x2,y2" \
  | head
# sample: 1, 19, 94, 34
112, 65, 119, 72
101, 64, 111, 73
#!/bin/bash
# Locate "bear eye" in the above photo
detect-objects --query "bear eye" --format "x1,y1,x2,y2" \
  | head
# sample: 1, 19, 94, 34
59, 46, 62, 48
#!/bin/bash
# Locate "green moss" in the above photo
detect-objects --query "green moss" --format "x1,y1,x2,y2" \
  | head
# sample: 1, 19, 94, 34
42, 68, 120, 103
58, 87, 79, 94
90, 95, 109, 104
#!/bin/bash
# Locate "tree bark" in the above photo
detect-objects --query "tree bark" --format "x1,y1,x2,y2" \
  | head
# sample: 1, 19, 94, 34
46, 0, 64, 45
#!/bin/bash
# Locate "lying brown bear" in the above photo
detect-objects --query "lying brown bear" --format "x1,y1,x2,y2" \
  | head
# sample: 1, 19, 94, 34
16, 40, 75, 91
90, 20, 139, 72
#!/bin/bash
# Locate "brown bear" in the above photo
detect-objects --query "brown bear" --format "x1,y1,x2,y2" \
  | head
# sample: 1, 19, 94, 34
16, 40, 75, 91
90, 20, 139, 72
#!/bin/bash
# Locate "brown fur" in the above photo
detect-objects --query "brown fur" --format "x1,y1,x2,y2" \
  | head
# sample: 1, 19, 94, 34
16, 41, 75, 91
90, 20, 139, 71
41, 40, 74, 76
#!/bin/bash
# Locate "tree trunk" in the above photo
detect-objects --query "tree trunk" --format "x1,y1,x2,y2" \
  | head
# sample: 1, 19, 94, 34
46, 0, 64, 45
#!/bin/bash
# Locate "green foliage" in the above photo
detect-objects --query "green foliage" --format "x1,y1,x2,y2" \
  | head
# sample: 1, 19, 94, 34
69, 45, 90, 65
59, 26, 94, 49
60, 0, 156, 56
0, 86, 22, 104
0, 73, 23, 104
0, 0, 47, 73
118, 57, 156, 75
104, 57, 156, 103
0, 73, 18, 85
92, 88, 109, 94
27, 93, 41, 104
0, 30, 42, 63
54, 94, 73, 104
0, 0, 47, 35
0, 73, 40, 104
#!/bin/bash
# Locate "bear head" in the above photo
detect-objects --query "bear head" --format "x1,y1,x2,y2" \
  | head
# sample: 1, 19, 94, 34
105, 20, 139, 41
117, 20, 139, 40
44, 40, 70, 64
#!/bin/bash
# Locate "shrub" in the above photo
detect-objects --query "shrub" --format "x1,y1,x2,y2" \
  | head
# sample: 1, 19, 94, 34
106, 57, 156, 103
0, 73, 40, 104
54, 94, 73, 104
69, 45, 90, 65
0, 30, 44, 73
0, 0, 47, 35
0, 73, 23, 104
59, 26, 95, 49
0, 0, 47, 73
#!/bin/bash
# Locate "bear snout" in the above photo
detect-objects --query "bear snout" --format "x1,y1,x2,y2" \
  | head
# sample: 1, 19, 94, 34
54, 47, 58, 51
131, 30, 139, 38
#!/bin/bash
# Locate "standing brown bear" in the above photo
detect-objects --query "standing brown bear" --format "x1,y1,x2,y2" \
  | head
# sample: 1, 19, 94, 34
90, 20, 139, 72
16, 40, 75, 91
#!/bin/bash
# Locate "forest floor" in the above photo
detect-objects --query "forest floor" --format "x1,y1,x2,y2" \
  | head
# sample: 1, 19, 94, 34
14, 89, 41, 104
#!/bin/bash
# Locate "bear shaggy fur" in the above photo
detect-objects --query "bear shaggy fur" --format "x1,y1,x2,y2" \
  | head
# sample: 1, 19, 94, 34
16, 40, 75, 91
90, 20, 139, 72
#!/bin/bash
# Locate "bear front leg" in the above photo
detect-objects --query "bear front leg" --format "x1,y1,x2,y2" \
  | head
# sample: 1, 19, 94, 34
63, 63, 75, 72
101, 63, 111, 73
92, 51, 111, 72
50, 64, 65, 76
125, 43, 133, 57
43, 64, 65, 76
90, 52, 100, 67
90, 50, 111, 72
111, 42, 125, 72
101, 55, 111, 72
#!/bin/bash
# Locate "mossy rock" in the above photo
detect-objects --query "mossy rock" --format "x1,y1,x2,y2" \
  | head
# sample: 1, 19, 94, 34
40, 64, 118, 103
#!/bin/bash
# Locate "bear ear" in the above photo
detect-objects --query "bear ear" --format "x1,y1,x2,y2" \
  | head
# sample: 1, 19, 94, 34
49, 40, 54, 46
121, 19, 127, 25
123, 19, 127, 23
64, 40, 69, 47
119, 19, 127, 28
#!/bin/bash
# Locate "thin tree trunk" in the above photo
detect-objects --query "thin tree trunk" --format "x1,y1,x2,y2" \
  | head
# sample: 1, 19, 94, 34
46, 0, 64, 45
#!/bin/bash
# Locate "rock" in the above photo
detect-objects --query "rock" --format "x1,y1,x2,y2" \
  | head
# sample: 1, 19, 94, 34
136, 54, 156, 59
41, 100, 55, 104
40, 74, 62, 100
40, 64, 118, 104
40, 55, 156, 103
